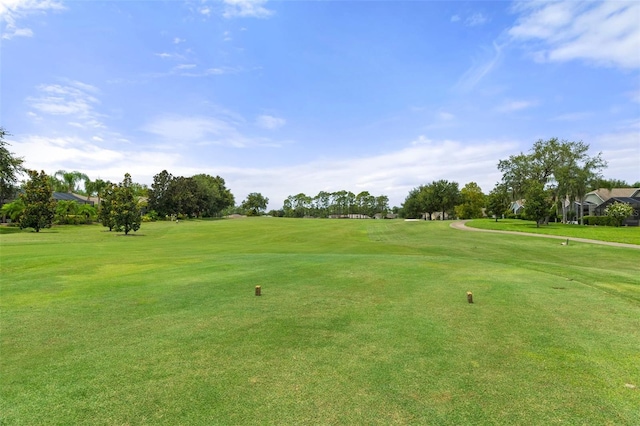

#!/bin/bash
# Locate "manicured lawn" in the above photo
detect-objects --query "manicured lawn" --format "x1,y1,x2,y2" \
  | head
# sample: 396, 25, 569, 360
1, 219, 639, 424
466, 218, 640, 245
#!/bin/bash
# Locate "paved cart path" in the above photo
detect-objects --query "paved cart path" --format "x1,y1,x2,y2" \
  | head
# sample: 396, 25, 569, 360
450, 220, 640, 250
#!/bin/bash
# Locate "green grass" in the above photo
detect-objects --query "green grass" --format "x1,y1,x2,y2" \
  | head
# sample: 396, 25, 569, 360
1, 218, 639, 424
466, 218, 640, 245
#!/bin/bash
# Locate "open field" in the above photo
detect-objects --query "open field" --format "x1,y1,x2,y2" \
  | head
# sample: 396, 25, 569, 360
465, 218, 640, 245
1, 218, 639, 424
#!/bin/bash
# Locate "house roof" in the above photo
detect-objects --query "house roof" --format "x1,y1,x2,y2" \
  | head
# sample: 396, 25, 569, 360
53, 192, 93, 204
604, 197, 640, 207
586, 188, 640, 204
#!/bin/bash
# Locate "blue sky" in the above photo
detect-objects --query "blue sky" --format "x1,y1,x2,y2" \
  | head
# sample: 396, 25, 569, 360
1, 0, 639, 208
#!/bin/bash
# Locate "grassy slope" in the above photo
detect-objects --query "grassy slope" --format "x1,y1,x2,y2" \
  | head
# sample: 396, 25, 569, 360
466, 218, 640, 245
1, 219, 639, 425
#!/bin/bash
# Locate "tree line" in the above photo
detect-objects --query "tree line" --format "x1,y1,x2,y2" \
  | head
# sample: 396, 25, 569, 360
148, 170, 234, 219
402, 138, 638, 227
272, 190, 390, 218
2, 126, 638, 230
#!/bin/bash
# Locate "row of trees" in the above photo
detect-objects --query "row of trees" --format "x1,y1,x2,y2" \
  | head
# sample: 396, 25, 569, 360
276, 190, 389, 218
403, 180, 476, 220
496, 138, 608, 226
8, 170, 142, 234
148, 170, 234, 218
400, 138, 637, 227
0, 127, 25, 205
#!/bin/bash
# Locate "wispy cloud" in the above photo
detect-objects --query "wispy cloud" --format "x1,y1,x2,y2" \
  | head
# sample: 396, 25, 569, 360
223, 0, 273, 19
1, 0, 64, 39
450, 11, 489, 27
178, 66, 241, 77
256, 114, 286, 130
26, 81, 102, 122
438, 111, 455, 121
455, 42, 504, 92
495, 100, 538, 113
142, 113, 284, 148
551, 112, 593, 122
509, 1, 640, 69
155, 52, 185, 61
217, 136, 516, 208
466, 12, 488, 27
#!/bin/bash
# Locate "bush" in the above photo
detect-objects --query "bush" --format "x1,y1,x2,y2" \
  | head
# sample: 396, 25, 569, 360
142, 210, 159, 222
583, 215, 614, 226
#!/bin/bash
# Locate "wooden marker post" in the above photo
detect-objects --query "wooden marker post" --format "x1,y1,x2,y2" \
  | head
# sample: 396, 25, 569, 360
467, 291, 473, 304
255, 286, 261, 296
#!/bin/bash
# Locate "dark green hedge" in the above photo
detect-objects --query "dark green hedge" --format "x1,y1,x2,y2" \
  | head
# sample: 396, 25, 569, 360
583, 215, 614, 226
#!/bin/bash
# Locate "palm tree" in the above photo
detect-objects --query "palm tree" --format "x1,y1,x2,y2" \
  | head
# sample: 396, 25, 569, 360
84, 179, 96, 201
1, 198, 25, 223
77, 204, 97, 223
55, 170, 89, 193
93, 179, 108, 205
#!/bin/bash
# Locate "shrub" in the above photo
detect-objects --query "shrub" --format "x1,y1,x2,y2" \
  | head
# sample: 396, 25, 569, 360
583, 215, 614, 226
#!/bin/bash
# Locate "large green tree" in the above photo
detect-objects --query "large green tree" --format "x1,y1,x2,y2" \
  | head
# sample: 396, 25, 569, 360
455, 182, 485, 219
111, 173, 141, 235
498, 138, 606, 224
523, 182, 553, 228
241, 192, 269, 216
431, 179, 460, 220
0, 127, 25, 205
20, 170, 56, 232
192, 174, 235, 217
98, 182, 119, 231
148, 170, 174, 217
485, 183, 511, 222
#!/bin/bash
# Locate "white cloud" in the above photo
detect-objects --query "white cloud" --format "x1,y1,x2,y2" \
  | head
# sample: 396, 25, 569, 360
27, 83, 101, 120
142, 114, 280, 149
495, 100, 538, 113
218, 137, 516, 208
223, 0, 273, 19
155, 52, 184, 60
256, 114, 286, 130
466, 13, 488, 27
0, 0, 64, 39
593, 131, 640, 184
509, 1, 640, 69
438, 112, 455, 121
178, 66, 240, 77
200, 7, 210, 16
450, 15, 460, 23
10, 134, 183, 184
173, 37, 185, 44
455, 42, 504, 92
551, 112, 593, 121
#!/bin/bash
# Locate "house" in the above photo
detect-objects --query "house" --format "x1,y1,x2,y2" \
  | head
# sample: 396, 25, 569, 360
580, 188, 640, 226
510, 199, 525, 215
328, 214, 371, 219
373, 213, 398, 219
